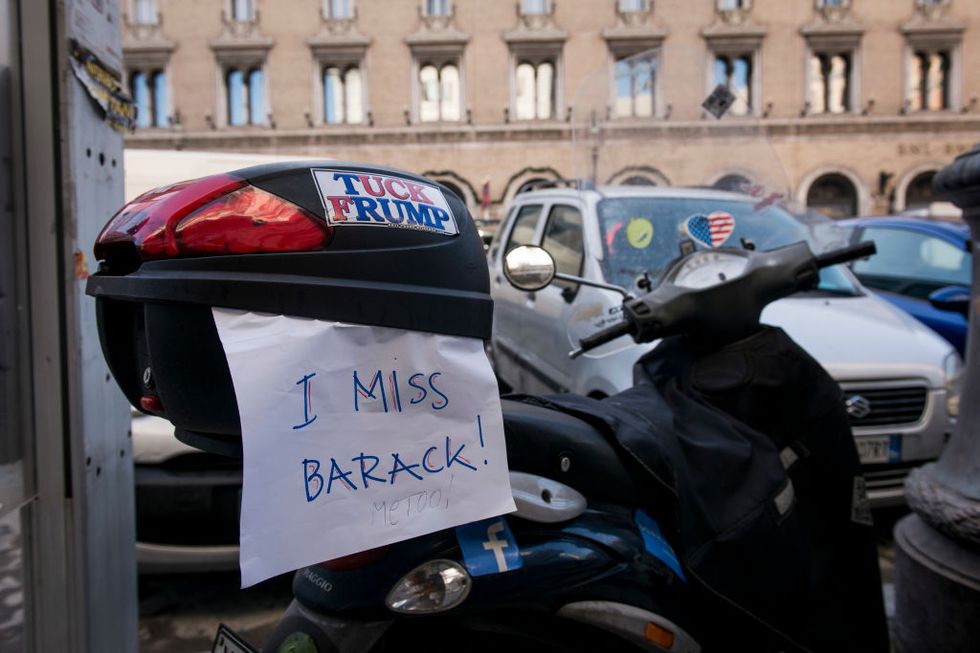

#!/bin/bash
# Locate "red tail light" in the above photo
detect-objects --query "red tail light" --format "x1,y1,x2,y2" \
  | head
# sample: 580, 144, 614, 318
318, 546, 389, 571
93, 173, 333, 265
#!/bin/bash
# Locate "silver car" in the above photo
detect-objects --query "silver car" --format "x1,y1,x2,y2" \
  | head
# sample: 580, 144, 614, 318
132, 411, 240, 573
488, 186, 960, 507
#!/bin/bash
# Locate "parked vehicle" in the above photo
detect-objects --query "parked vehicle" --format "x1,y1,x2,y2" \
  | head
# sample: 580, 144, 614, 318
131, 410, 240, 573
88, 159, 889, 652
488, 187, 961, 507
839, 216, 970, 355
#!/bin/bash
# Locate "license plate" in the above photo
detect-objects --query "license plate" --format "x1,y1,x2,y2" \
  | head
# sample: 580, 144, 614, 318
211, 624, 258, 653
856, 434, 901, 464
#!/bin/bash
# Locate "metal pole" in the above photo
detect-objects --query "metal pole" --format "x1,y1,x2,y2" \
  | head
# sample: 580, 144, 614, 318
895, 143, 980, 652
7, 0, 137, 649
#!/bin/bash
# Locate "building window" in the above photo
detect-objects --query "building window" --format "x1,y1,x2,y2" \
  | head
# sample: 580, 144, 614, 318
419, 63, 461, 122
718, 0, 748, 8
713, 54, 752, 116
806, 173, 858, 219
230, 0, 255, 21
809, 52, 851, 114
615, 53, 655, 118
905, 171, 941, 211
322, 65, 363, 124
521, 0, 549, 14
713, 174, 751, 192
515, 60, 555, 120
325, 0, 353, 19
132, 0, 158, 24
619, 0, 648, 11
226, 67, 265, 126
130, 69, 168, 128
425, 0, 450, 17
817, 0, 846, 6
622, 175, 656, 186
908, 50, 951, 112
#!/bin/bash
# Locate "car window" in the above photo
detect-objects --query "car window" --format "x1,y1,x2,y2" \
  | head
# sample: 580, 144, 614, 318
595, 196, 858, 295
852, 227, 970, 298
488, 206, 515, 263
504, 204, 543, 254
541, 204, 584, 279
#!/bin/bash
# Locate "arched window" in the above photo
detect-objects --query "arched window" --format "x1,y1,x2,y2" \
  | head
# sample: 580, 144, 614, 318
522, 0, 548, 14
614, 53, 655, 118
440, 64, 460, 121
904, 171, 941, 211
248, 68, 265, 125
516, 177, 551, 195
419, 63, 461, 122
439, 181, 465, 203
713, 54, 752, 116
806, 173, 858, 219
515, 60, 555, 120
621, 175, 657, 186
322, 65, 364, 124
226, 66, 266, 126
909, 50, 951, 112
150, 70, 168, 127
226, 69, 246, 126
713, 174, 751, 192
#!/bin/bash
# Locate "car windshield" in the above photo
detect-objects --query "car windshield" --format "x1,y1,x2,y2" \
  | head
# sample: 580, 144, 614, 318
596, 196, 859, 295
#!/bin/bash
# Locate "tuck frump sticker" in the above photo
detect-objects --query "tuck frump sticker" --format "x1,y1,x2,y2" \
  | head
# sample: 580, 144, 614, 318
312, 168, 459, 236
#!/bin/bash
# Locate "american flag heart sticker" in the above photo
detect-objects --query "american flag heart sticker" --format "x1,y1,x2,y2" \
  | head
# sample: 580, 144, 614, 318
685, 211, 736, 248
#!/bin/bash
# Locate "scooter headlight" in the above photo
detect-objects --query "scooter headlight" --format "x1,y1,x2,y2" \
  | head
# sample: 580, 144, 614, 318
385, 559, 471, 614
943, 351, 963, 418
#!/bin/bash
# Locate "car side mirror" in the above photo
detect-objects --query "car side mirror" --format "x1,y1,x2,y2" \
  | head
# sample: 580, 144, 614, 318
928, 285, 971, 317
504, 245, 556, 291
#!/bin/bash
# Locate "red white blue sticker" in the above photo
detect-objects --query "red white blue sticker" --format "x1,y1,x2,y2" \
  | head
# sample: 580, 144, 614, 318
311, 168, 458, 236
685, 211, 735, 249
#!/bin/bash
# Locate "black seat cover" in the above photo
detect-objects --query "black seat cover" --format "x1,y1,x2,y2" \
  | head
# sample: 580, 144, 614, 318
502, 398, 639, 503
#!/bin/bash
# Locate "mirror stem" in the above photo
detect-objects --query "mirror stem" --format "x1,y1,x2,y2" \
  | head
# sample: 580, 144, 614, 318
553, 272, 632, 299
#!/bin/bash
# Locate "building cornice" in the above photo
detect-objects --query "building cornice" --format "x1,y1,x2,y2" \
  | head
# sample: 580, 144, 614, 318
125, 115, 980, 151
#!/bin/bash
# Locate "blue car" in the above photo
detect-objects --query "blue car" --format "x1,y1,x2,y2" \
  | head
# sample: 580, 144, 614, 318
840, 216, 970, 355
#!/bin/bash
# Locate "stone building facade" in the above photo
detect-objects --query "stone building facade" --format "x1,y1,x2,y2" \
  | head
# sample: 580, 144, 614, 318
122, 0, 980, 219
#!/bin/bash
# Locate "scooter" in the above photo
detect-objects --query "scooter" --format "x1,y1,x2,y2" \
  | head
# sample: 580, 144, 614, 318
84, 160, 886, 653
258, 239, 889, 653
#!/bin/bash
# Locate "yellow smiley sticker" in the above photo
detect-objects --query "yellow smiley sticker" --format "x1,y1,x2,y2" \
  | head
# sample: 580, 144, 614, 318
626, 218, 654, 249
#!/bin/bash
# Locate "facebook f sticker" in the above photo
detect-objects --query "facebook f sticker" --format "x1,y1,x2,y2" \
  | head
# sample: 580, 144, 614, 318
455, 517, 523, 577
635, 509, 686, 581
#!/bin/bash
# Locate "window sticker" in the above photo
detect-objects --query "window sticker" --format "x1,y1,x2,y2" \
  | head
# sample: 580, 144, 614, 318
626, 217, 655, 249
684, 211, 735, 249
311, 169, 459, 236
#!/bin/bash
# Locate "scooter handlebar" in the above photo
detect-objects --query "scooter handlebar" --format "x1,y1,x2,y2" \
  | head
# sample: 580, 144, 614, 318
814, 241, 876, 269
571, 320, 636, 358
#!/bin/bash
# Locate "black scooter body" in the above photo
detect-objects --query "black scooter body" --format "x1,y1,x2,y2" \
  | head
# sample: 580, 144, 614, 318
272, 327, 888, 653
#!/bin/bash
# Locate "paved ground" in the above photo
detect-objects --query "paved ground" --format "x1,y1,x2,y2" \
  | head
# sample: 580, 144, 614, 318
0, 505, 910, 652
136, 507, 909, 653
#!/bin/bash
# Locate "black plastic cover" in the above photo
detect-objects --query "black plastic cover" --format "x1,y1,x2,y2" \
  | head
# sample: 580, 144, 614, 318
87, 162, 492, 454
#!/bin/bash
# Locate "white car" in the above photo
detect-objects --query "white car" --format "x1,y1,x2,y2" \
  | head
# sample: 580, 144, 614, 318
488, 186, 961, 507
132, 410, 240, 573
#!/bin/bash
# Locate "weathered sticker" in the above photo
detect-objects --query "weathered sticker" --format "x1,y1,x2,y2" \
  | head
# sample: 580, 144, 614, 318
851, 476, 874, 527
311, 169, 458, 236
626, 217, 655, 249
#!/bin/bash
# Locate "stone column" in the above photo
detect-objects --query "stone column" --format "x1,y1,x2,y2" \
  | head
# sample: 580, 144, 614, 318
894, 144, 980, 652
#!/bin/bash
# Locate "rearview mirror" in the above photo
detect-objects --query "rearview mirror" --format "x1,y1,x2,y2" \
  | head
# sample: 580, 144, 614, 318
504, 245, 556, 291
928, 285, 971, 317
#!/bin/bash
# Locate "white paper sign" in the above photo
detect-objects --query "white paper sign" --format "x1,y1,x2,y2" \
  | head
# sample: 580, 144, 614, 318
212, 309, 515, 587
